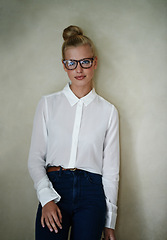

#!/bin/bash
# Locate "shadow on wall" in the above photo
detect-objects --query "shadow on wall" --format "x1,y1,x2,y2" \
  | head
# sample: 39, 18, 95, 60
116, 113, 149, 240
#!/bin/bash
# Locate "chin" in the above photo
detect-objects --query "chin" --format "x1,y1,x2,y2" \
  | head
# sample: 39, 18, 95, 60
72, 79, 92, 88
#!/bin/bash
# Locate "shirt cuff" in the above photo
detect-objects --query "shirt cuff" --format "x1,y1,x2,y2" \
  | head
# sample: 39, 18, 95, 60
35, 175, 61, 207
105, 199, 118, 229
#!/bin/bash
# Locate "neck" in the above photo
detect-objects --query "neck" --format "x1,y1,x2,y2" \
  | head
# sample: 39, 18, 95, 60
70, 83, 93, 98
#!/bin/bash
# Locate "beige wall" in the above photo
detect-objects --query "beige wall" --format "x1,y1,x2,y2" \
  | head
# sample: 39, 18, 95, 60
0, 0, 167, 239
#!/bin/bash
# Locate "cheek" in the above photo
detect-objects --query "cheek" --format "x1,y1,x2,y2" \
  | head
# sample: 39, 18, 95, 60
87, 69, 95, 77
66, 71, 74, 80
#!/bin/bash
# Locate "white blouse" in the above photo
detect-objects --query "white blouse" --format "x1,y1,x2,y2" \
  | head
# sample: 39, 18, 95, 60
28, 83, 120, 229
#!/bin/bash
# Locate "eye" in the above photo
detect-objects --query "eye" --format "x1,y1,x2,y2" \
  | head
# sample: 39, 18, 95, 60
68, 60, 75, 66
81, 59, 91, 65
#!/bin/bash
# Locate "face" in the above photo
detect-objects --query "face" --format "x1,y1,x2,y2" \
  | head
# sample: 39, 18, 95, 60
63, 44, 97, 89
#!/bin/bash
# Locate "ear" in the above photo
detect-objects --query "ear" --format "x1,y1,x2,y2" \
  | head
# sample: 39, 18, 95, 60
94, 56, 98, 69
62, 60, 68, 72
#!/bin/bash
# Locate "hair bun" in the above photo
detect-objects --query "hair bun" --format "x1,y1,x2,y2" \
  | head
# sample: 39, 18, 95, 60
63, 25, 83, 41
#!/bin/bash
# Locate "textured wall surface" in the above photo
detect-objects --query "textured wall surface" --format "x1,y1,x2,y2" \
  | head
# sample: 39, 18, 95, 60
0, 0, 167, 239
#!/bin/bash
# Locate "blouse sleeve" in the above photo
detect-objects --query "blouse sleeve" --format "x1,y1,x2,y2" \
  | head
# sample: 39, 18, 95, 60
102, 105, 120, 229
28, 97, 61, 206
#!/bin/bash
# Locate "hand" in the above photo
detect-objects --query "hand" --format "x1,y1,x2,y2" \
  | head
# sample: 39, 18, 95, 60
41, 200, 62, 233
103, 227, 116, 240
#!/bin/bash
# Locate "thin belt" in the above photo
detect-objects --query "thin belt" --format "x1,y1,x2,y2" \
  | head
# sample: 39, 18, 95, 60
47, 166, 79, 173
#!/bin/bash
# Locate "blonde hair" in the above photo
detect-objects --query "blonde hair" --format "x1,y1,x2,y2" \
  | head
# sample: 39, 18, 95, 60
62, 25, 96, 59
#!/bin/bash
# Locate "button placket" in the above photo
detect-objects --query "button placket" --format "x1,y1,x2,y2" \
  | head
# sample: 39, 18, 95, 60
68, 100, 83, 168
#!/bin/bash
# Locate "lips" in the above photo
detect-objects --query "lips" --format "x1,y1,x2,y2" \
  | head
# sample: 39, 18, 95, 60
75, 75, 86, 80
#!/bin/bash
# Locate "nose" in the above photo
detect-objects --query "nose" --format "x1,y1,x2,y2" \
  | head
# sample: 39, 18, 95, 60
76, 63, 83, 73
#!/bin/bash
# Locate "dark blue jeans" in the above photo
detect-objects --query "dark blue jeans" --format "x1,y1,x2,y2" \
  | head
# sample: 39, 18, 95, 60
36, 169, 106, 240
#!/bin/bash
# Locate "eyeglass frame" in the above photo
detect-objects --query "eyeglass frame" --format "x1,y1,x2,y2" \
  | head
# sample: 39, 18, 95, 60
63, 57, 95, 70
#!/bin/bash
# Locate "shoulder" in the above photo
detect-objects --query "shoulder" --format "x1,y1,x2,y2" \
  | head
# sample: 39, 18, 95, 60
96, 93, 118, 114
36, 89, 64, 112
96, 94, 119, 127
39, 89, 65, 107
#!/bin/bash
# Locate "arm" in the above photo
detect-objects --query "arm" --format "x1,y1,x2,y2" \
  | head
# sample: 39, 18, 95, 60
102, 106, 120, 231
28, 97, 62, 232
28, 97, 49, 187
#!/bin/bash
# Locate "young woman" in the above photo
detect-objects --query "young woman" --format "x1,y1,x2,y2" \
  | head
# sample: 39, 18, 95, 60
28, 25, 120, 240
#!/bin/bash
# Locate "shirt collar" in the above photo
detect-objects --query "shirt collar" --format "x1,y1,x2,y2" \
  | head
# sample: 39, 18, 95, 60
63, 83, 97, 107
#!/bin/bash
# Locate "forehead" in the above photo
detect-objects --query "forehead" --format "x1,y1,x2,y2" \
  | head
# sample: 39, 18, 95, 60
64, 44, 93, 60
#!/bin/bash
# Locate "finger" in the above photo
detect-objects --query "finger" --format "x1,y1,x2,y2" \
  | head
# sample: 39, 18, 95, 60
45, 217, 54, 232
57, 208, 62, 223
41, 215, 45, 228
53, 213, 62, 229
48, 217, 59, 233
